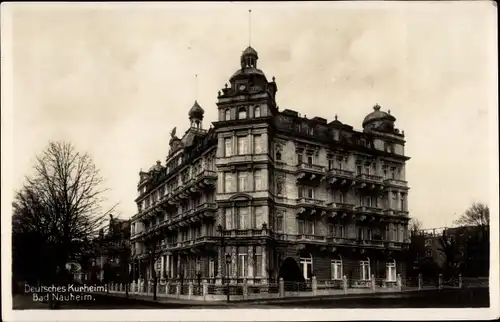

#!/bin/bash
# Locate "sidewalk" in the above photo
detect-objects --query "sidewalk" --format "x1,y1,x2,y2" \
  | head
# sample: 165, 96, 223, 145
95, 292, 225, 306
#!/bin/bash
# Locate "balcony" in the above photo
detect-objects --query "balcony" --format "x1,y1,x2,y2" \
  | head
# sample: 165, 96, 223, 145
326, 202, 355, 215
217, 154, 268, 166
295, 163, 326, 182
222, 229, 270, 238
383, 209, 409, 217
297, 234, 327, 243
190, 170, 217, 192
383, 178, 408, 189
355, 174, 384, 191
357, 239, 385, 248
327, 237, 357, 246
296, 198, 327, 217
184, 202, 217, 223
355, 206, 383, 216
384, 241, 409, 250
327, 168, 355, 187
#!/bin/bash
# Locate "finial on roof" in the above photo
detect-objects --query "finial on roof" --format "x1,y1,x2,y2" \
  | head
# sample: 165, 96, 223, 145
248, 9, 252, 46
374, 104, 381, 111
225, 83, 228, 89
272, 76, 276, 82
335, 114, 338, 121
388, 109, 391, 115
156, 160, 161, 165
218, 90, 221, 96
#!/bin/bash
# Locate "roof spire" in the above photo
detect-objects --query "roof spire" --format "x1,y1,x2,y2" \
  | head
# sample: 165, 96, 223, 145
248, 9, 252, 46
195, 74, 198, 100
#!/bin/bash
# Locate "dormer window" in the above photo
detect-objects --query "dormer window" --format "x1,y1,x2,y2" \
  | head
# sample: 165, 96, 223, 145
238, 107, 247, 119
225, 109, 231, 121
254, 106, 261, 118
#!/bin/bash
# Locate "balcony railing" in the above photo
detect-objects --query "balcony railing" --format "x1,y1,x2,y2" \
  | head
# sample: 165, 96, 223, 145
297, 234, 326, 242
296, 198, 325, 207
327, 202, 355, 211
297, 163, 326, 173
357, 239, 385, 247
383, 178, 408, 187
355, 206, 383, 214
327, 237, 357, 245
222, 229, 268, 238
356, 174, 383, 182
327, 168, 354, 177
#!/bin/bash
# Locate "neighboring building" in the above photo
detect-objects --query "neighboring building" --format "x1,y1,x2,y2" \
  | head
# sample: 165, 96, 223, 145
130, 44, 411, 287
90, 215, 132, 283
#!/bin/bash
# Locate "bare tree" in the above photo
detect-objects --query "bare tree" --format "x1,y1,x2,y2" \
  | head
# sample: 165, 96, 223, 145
12, 141, 117, 286
454, 202, 490, 228
409, 218, 423, 235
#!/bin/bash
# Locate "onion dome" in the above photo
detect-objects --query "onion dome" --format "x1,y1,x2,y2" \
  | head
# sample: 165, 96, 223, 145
230, 46, 267, 83
362, 104, 396, 132
188, 100, 204, 120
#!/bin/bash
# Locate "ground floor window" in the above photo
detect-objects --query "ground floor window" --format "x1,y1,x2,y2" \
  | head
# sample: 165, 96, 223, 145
331, 260, 343, 280
360, 259, 371, 280
386, 260, 397, 282
300, 254, 313, 280
254, 246, 263, 276
209, 258, 215, 278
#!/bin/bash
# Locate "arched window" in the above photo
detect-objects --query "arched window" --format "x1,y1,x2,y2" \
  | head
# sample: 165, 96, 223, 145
331, 256, 343, 280
386, 259, 396, 282
225, 109, 231, 121
238, 107, 247, 119
254, 106, 261, 118
300, 252, 313, 280
360, 258, 371, 281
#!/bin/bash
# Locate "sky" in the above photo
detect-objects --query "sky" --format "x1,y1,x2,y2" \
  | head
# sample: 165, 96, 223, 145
3, 1, 498, 229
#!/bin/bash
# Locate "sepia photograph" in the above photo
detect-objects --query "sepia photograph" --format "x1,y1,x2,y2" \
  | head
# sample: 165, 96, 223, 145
1, 1, 498, 321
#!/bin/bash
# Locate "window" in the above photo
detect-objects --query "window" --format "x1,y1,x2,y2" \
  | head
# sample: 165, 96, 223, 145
254, 135, 262, 154
358, 227, 364, 240
255, 206, 264, 228
254, 106, 261, 118
225, 208, 233, 229
338, 191, 345, 203
328, 159, 334, 170
367, 228, 373, 240
400, 194, 405, 211
297, 154, 303, 164
360, 259, 371, 280
365, 165, 370, 175
328, 224, 334, 236
225, 109, 231, 121
390, 167, 396, 179
307, 155, 313, 164
238, 107, 247, 119
238, 247, 248, 277
254, 170, 262, 190
275, 214, 283, 232
254, 246, 263, 276
300, 254, 313, 280
238, 207, 250, 229
237, 136, 249, 155
386, 260, 396, 282
337, 224, 345, 238
224, 173, 233, 192
331, 260, 343, 280
356, 165, 362, 175
299, 186, 314, 199
238, 172, 248, 192
224, 138, 232, 156
298, 220, 314, 235
209, 258, 216, 278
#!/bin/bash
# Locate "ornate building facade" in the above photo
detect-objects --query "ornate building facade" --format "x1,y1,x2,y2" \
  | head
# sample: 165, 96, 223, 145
130, 45, 411, 287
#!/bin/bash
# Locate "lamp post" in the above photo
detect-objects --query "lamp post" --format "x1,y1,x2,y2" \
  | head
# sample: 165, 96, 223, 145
225, 253, 231, 302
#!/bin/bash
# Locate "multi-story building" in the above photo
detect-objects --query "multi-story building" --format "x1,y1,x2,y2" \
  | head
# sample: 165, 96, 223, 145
130, 44, 411, 287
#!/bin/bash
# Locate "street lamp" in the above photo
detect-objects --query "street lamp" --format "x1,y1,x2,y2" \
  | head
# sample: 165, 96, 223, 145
225, 253, 231, 302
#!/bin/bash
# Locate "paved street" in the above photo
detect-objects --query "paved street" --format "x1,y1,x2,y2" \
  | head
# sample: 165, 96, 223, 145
13, 287, 488, 309
255, 287, 490, 308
